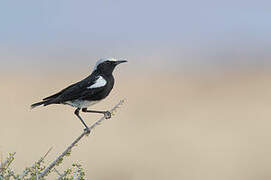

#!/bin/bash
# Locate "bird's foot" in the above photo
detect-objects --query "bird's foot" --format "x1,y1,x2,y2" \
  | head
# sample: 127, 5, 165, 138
84, 128, 90, 134
104, 111, 111, 119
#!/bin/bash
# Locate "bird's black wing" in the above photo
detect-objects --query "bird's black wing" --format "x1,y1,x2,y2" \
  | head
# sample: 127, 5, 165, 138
43, 82, 78, 101
48, 75, 105, 104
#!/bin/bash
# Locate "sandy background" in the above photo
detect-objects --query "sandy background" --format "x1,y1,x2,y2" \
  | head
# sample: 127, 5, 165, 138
1, 67, 271, 179
0, 1, 270, 179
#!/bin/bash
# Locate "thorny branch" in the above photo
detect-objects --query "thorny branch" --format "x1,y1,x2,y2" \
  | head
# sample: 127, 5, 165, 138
38, 99, 126, 178
18, 147, 53, 179
0, 152, 16, 173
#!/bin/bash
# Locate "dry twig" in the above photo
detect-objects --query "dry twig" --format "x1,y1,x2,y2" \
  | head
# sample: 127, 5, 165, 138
0, 152, 16, 173
38, 99, 125, 178
18, 147, 53, 179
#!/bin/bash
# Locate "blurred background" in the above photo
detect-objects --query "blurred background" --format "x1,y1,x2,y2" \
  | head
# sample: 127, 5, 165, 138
0, 0, 271, 179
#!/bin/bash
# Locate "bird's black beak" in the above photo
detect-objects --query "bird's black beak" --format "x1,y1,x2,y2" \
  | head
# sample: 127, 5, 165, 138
115, 60, 127, 65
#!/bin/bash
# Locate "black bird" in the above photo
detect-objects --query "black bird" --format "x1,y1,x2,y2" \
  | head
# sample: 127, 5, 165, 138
31, 58, 127, 132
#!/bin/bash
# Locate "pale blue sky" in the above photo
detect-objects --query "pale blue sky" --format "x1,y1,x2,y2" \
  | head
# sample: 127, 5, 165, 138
0, 0, 270, 71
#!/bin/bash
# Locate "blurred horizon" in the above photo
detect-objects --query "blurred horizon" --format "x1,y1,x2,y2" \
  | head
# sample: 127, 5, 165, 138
0, 0, 270, 73
1, 1, 271, 179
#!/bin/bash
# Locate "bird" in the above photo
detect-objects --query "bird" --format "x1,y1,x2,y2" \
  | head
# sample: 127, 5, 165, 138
31, 57, 127, 132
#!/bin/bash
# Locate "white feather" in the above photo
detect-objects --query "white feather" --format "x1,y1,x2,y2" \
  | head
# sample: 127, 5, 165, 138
87, 76, 107, 89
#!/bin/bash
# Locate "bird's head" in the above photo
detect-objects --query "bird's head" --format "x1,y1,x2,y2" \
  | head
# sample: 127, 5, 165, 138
93, 58, 127, 75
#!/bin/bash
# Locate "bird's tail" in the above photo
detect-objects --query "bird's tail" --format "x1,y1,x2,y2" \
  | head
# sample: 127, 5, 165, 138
30, 100, 52, 109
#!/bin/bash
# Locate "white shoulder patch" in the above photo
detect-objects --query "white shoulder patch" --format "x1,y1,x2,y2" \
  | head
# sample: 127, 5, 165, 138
87, 76, 107, 89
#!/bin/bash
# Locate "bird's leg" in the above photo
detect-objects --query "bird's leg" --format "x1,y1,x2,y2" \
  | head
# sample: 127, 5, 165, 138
74, 108, 90, 133
82, 108, 111, 119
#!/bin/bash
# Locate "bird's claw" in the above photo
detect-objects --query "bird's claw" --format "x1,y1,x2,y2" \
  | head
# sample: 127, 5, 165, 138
84, 128, 90, 134
104, 111, 111, 119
